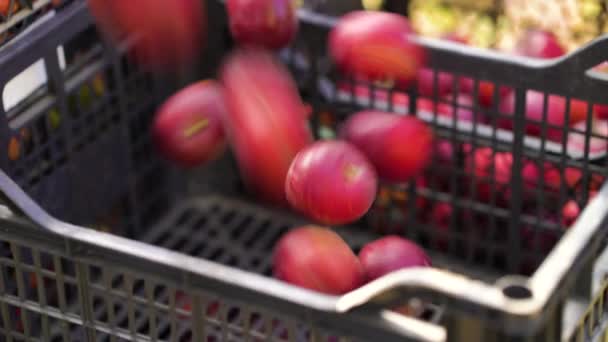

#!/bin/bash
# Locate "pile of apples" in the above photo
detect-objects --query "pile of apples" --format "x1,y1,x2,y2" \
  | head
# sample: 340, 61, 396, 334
274, 227, 430, 294
88, 1, 601, 296
142, 5, 432, 295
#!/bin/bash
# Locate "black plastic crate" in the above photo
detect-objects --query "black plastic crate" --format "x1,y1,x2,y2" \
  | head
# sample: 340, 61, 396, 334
0, 1, 608, 341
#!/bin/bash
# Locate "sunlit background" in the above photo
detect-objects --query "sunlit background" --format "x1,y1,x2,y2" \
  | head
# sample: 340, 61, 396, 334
307, 0, 606, 52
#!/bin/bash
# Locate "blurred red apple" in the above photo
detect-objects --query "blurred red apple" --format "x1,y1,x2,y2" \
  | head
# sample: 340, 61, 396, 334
226, 0, 298, 49
561, 200, 581, 227
435, 140, 456, 165
273, 226, 364, 295
542, 165, 583, 193
221, 49, 312, 206
153, 81, 226, 167
595, 105, 608, 120
458, 78, 512, 108
337, 80, 410, 108
437, 94, 484, 122
465, 148, 516, 203
499, 91, 589, 141
521, 161, 541, 195
359, 236, 431, 282
88, 0, 206, 71
514, 30, 565, 59
588, 190, 599, 204
329, 11, 426, 85
285, 140, 378, 225
340, 111, 433, 183
417, 68, 454, 98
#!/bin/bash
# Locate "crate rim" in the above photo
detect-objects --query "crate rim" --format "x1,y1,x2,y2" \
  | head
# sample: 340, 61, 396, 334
296, 7, 608, 104
1, 1, 608, 340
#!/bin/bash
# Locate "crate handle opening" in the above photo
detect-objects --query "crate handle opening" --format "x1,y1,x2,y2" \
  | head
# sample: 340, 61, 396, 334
2, 46, 65, 116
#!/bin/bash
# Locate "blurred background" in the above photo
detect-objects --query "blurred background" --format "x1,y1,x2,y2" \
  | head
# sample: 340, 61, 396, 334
306, 0, 606, 52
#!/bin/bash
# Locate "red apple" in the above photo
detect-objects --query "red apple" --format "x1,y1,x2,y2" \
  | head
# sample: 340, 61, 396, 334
417, 68, 454, 98
542, 165, 583, 193
153, 81, 226, 167
273, 226, 365, 295
359, 236, 431, 282
470, 152, 539, 203
588, 190, 599, 204
336, 80, 410, 108
595, 105, 608, 120
465, 148, 530, 204
285, 140, 378, 225
499, 91, 589, 141
459, 78, 512, 108
561, 200, 581, 227
340, 111, 433, 183
329, 11, 426, 85
226, 0, 298, 49
437, 94, 484, 122
522, 161, 541, 195
221, 48, 313, 206
514, 29, 565, 59
88, 0, 206, 71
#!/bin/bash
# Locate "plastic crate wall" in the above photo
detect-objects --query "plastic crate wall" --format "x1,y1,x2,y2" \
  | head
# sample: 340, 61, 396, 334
0, 0, 607, 341
0, 0, 244, 238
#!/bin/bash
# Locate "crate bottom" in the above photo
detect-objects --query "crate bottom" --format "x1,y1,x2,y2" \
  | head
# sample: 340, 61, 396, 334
2, 195, 602, 341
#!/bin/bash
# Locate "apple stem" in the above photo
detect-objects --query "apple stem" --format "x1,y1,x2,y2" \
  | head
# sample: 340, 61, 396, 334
343, 163, 362, 182
183, 117, 209, 138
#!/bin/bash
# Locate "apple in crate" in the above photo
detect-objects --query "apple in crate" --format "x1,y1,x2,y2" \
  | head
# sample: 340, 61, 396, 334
153, 81, 227, 168
465, 148, 539, 204
437, 94, 484, 122
416, 68, 454, 98
359, 236, 431, 282
273, 226, 365, 295
285, 141, 378, 225
226, 0, 298, 49
340, 111, 433, 183
329, 11, 426, 85
595, 105, 608, 120
542, 164, 584, 194
221, 48, 313, 206
561, 200, 581, 227
87, 0, 206, 71
514, 29, 565, 59
499, 91, 590, 142
458, 79, 512, 109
